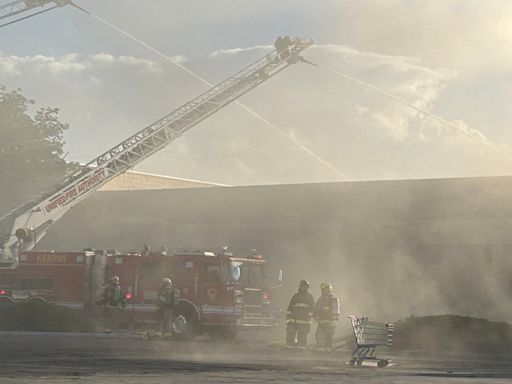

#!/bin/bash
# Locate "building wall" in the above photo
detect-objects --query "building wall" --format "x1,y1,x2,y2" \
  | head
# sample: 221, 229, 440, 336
39, 176, 512, 322
99, 171, 227, 191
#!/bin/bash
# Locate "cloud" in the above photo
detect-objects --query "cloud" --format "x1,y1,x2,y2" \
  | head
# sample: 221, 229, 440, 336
89, 53, 116, 64
169, 55, 188, 64
0, 52, 161, 78
208, 45, 273, 58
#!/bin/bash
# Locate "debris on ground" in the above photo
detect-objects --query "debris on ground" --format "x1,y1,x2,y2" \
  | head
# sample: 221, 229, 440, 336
393, 315, 512, 354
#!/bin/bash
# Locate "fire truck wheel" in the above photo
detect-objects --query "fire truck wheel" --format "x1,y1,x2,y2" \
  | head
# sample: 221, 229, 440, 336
208, 327, 237, 342
171, 303, 199, 341
28, 298, 46, 304
0, 296, 14, 303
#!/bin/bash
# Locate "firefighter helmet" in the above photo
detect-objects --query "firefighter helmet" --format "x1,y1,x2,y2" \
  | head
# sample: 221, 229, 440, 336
299, 280, 310, 289
320, 282, 333, 292
111, 276, 120, 285
161, 278, 172, 288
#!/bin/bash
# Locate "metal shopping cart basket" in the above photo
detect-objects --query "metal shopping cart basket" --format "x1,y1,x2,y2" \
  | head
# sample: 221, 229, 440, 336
347, 315, 394, 367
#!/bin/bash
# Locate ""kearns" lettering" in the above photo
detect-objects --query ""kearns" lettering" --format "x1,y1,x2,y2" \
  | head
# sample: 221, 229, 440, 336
36, 254, 68, 264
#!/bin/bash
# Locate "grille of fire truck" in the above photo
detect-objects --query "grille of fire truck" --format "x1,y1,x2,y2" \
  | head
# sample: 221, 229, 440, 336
242, 288, 263, 314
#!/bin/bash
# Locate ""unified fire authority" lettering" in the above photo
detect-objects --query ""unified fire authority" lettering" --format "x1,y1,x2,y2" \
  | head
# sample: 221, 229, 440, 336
44, 168, 108, 213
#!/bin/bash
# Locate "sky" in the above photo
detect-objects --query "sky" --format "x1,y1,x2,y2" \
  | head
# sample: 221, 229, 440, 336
1, 0, 512, 185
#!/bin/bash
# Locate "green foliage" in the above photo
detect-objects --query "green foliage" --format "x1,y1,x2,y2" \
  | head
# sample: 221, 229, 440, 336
0, 86, 77, 214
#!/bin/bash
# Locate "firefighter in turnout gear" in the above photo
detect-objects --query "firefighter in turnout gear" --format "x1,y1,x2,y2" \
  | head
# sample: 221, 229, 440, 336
314, 282, 340, 351
286, 280, 315, 348
101, 276, 126, 308
157, 277, 178, 335
100, 276, 126, 330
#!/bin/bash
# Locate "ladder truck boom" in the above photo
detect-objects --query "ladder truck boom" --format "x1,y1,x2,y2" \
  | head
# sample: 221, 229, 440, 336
0, 37, 313, 267
0, 0, 69, 22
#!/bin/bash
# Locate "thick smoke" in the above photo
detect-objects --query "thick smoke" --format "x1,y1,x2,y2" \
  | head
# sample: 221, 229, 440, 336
39, 177, 512, 324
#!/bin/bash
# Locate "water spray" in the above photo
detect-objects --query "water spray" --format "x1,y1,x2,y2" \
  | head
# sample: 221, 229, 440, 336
71, 4, 345, 180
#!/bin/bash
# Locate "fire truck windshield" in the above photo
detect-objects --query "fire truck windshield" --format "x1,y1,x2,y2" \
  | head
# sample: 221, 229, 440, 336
229, 261, 265, 288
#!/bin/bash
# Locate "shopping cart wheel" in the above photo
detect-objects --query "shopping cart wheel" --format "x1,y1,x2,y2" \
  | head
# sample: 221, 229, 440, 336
378, 359, 389, 368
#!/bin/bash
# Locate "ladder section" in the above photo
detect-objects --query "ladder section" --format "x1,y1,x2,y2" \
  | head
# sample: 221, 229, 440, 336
0, 0, 68, 21
91, 37, 313, 175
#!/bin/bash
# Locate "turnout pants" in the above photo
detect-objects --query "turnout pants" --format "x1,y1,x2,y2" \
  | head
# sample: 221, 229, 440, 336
286, 321, 310, 347
315, 323, 335, 349
102, 307, 123, 331
158, 307, 174, 334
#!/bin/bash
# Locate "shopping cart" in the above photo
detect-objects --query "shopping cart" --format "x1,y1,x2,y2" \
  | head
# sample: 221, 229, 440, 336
347, 315, 394, 367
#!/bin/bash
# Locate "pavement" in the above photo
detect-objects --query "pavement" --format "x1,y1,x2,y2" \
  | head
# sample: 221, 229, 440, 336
1, 331, 512, 383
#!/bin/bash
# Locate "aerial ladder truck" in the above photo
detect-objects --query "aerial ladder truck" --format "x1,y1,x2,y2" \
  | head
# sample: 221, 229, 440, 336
0, 37, 313, 268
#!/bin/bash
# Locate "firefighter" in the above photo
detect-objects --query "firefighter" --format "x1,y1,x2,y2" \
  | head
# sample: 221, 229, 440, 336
314, 282, 340, 351
274, 36, 292, 60
157, 277, 178, 335
100, 276, 126, 331
286, 280, 315, 348
101, 276, 126, 308
274, 36, 284, 54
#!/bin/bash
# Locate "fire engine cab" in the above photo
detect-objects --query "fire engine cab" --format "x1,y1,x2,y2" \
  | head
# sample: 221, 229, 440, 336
108, 248, 280, 340
0, 247, 281, 340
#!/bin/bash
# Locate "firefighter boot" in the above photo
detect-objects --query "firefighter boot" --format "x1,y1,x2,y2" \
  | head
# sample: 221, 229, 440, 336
296, 324, 310, 349
316, 324, 335, 352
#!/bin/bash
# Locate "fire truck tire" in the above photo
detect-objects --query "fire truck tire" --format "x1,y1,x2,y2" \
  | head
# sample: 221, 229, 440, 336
207, 326, 237, 342
28, 298, 46, 304
172, 302, 199, 341
0, 296, 14, 303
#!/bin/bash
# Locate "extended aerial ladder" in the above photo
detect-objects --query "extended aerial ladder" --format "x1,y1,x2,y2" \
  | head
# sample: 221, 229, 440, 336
0, 0, 72, 27
0, 37, 313, 267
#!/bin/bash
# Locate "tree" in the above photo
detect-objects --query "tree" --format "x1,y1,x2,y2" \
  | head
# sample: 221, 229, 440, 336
0, 86, 77, 214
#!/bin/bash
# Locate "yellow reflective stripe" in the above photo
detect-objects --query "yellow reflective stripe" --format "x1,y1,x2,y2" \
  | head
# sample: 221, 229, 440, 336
293, 303, 310, 308
286, 319, 296, 323
295, 320, 312, 325
318, 320, 337, 324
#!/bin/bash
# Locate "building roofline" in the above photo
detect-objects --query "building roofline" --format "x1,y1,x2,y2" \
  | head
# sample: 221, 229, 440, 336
125, 170, 230, 187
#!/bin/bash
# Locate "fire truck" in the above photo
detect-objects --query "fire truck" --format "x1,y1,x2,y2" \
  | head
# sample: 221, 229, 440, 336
110, 248, 280, 339
0, 37, 311, 337
0, 247, 281, 340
